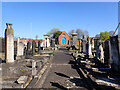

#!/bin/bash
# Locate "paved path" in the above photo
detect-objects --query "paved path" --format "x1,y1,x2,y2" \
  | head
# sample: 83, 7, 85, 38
41, 47, 86, 89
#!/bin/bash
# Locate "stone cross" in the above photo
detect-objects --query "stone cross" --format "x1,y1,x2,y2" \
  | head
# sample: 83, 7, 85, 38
5, 23, 14, 63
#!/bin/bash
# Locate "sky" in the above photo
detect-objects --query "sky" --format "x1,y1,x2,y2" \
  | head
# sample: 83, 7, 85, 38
2, 2, 118, 39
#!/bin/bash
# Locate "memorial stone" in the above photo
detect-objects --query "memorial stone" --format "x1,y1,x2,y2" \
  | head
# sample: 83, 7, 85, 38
5, 23, 14, 63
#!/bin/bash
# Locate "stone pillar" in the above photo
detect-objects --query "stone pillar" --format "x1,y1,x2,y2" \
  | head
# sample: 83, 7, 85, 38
71, 33, 77, 46
32, 40, 36, 55
44, 34, 50, 48
5, 23, 14, 63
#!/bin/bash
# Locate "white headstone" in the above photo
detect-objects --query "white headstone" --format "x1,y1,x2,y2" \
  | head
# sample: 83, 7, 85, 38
5, 23, 14, 63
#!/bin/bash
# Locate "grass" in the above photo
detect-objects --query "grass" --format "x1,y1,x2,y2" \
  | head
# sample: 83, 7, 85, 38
20, 69, 25, 72
49, 51, 55, 56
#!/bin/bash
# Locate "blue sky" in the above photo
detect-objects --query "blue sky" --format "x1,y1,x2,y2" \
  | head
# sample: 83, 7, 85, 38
2, 2, 118, 39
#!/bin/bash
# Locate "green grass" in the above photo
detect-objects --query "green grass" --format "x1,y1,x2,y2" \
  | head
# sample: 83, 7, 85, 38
49, 51, 55, 56
20, 69, 25, 72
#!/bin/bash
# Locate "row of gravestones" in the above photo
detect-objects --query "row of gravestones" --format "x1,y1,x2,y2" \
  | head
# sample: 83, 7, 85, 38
77, 36, 120, 72
4, 23, 56, 63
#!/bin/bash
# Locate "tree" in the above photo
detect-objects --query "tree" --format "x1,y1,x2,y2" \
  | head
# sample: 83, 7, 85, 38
95, 34, 100, 39
109, 30, 114, 36
76, 29, 83, 40
99, 31, 110, 40
83, 30, 89, 38
47, 28, 60, 38
53, 31, 62, 39
68, 29, 75, 37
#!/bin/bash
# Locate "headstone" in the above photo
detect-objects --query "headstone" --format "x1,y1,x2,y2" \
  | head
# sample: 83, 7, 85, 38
5, 23, 14, 63
110, 35, 120, 72
38, 41, 41, 52
16, 37, 24, 59
71, 33, 77, 46
95, 39, 99, 59
32, 40, 36, 55
99, 43, 104, 63
104, 40, 112, 65
51, 39, 55, 47
27, 41, 31, 55
91, 38, 94, 50
44, 34, 50, 48
79, 40, 82, 52
17, 76, 28, 84
82, 39, 86, 53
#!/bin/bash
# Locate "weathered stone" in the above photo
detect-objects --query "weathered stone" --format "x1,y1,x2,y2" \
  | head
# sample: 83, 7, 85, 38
16, 37, 24, 59
110, 35, 120, 72
38, 41, 41, 52
17, 76, 28, 84
44, 34, 50, 48
32, 67, 37, 76
32, 60, 36, 68
99, 43, 104, 63
32, 40, 36, 55
5, 23, 14, 63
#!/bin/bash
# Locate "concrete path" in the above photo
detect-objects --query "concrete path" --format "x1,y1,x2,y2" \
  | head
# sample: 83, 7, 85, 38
40, 47, 86, 89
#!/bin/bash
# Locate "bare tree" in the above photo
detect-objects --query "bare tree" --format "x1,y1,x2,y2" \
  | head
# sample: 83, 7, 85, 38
76, 29, 83, 39
109, 30, 114, 36
35, 35, 38, 40
68, 29, 75, 37
83, 30, 89, 38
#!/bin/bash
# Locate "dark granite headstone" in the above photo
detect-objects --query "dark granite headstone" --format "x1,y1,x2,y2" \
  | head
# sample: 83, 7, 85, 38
32, 40, 36, 55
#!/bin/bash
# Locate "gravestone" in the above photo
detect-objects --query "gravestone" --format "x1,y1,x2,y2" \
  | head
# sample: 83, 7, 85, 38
32, 41, 36, 55
16, 37, 24, 59
38, 41, 41, 52
44, 34, 50, 48
110, 35, 120, 72
91, 38, 94, 50
99, 43, 104, 63
79, 40, 82, 52
82, 39, 86, 53
71, 33, 77, 46
5, 23, 14, 63
26, 41, 31, 55
95, 39, 99, 59
104, 40, 112, 65
51, 39, 55, 47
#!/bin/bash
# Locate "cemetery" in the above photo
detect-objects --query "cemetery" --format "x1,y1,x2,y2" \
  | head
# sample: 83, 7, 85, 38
0, 22, 120, 89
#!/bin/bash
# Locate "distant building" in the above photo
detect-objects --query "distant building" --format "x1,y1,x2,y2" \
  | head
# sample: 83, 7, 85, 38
58, 31, 70, 45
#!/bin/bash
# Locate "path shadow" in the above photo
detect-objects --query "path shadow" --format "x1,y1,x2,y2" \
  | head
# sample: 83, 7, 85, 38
55, 72, 70, 78
50, 82, 67, 90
